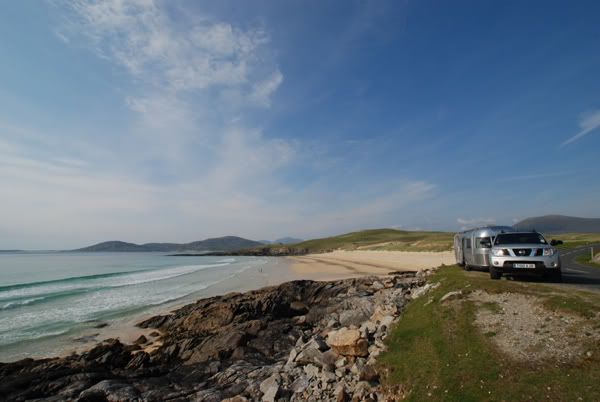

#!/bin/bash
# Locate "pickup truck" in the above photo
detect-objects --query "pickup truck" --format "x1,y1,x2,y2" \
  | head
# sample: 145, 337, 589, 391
489, 231, 561, 281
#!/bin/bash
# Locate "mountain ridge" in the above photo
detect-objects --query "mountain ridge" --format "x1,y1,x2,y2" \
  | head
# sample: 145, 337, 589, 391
513, 215, 600, 233
73, 236, 263, 252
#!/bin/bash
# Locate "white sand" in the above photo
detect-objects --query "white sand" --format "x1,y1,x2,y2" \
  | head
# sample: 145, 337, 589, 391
288, 250, 454, 281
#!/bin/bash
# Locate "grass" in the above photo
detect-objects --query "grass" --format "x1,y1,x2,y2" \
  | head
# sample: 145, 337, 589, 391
288, 228, 453, 253
576, 254, 600, 269
547, 233, 600, 250
379, 266, 600, 401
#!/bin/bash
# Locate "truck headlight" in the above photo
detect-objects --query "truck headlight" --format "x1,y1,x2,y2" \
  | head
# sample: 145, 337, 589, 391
543, 248, 555, 256
492, 249, 508, 256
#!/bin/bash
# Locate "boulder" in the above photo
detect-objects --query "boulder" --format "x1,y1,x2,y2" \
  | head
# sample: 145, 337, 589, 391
290, 301, 309, 315
295, 346, 324, 366
290, 376, 310, 393
439, 290, 462, 303
259, 373, 280, 395
327, 328, 369, 357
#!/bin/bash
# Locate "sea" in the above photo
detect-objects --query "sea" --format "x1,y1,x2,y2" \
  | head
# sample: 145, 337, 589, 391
0, 252, 274, 362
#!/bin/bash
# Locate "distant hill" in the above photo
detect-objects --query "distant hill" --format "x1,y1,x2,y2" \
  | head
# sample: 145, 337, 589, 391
274, 237, 304, 244
75, 241, 149, 252
513, 215, 600, 233
74, 236, 263, 252
182, 236, 263, 252
291, 228, 453, 252
258, 237, 304, 245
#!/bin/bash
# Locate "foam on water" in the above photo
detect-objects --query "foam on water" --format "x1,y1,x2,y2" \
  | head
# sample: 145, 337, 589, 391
0, 263, 229, 303
0, 253, 266, 358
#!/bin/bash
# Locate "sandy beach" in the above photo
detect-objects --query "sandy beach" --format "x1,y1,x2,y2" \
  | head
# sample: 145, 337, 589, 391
287, 250, 455, 281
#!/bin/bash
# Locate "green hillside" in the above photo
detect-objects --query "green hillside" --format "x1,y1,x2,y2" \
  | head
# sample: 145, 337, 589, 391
290, 228, 453, 252
545, 232, 600, 250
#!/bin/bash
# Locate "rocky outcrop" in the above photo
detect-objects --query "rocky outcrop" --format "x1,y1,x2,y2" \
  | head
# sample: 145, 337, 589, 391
0, 271, 435, 401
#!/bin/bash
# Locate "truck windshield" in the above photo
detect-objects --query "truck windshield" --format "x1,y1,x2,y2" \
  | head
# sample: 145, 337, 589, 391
494, 233, 546, 245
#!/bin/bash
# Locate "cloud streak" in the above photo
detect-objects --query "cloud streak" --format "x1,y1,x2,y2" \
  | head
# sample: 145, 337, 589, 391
561, 110, 600, 146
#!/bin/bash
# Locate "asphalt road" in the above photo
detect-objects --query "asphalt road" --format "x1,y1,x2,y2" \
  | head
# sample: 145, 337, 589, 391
559, 244, 600, 291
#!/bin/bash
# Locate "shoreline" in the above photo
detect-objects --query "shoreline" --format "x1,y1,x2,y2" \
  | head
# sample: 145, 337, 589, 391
1, 268, 434, 401
1, 250, 453, 363
72, 250, 454, 358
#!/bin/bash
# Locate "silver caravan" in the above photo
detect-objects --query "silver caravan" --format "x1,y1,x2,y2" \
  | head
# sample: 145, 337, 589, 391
454, 226, 515, 270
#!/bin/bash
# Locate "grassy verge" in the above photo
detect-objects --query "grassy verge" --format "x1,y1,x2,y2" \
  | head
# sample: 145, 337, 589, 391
576, 254, 600, 268
290, 229, 453, 252
548, 233, 600, 250
379, 266, 600, 401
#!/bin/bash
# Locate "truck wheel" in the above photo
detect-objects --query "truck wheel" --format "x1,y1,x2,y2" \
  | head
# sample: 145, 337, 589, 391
489, 267, 501, 280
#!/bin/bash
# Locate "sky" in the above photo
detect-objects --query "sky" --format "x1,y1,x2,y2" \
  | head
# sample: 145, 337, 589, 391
1, 0, 599, 249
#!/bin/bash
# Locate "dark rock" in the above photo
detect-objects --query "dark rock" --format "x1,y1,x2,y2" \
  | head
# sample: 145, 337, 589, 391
133, 335, 148, 345
358, 364, 379, 382
78, 380, 140, 402
0, 275, 423, 402
290, 301, 309, 315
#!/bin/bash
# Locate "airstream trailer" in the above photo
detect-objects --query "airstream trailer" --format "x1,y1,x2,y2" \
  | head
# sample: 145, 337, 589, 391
454, 226, 515, 270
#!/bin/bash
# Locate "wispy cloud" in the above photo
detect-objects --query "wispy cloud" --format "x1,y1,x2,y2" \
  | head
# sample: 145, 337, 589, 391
0, 1, 439, 248
59, 1, 274, 94
56, 0, 282, 148
561, 110, 600, 146
457, 217, 496, 231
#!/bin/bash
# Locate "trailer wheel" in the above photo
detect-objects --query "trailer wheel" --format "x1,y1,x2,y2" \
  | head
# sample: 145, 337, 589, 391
464, 264, 472, 271
489, 267, 501, 280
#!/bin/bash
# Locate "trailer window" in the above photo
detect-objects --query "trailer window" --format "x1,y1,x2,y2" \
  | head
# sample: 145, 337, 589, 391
476, 237, 491, 248
465, 238, 471, 249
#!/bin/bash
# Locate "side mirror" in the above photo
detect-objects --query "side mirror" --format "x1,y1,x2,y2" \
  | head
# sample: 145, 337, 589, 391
479, 240, 491, 248
550, 239, 563, 246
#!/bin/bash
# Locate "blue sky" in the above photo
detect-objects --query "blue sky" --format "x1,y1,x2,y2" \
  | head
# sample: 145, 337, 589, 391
1, 0, 599, 249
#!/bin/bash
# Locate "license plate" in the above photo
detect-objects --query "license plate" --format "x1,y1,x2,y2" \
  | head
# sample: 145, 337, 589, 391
513, 263, 535, 268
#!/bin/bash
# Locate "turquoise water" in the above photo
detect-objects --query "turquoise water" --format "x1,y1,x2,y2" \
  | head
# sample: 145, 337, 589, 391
0, 252, 268, 361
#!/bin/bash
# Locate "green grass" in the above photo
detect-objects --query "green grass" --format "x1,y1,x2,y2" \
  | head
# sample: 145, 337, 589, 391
576, 254, 600, 269
547, 233, 600, 250
288, 228, 453, 252
379, 266, 600, 401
